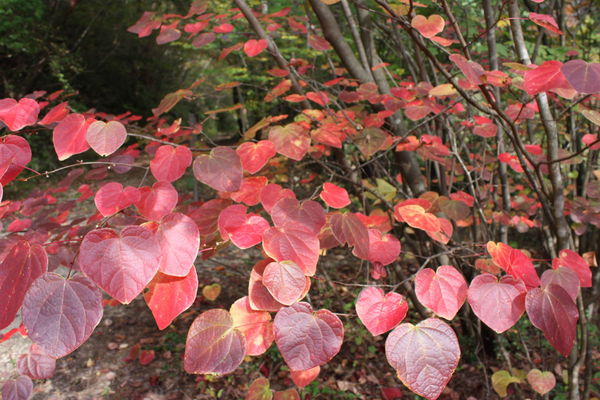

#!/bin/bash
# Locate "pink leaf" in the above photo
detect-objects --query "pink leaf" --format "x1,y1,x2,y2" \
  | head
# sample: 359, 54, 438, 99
218, 204, 270, 249
561, 60, 600, 94
1, 376, 33, 400
184, 309, 245, 374
320, 182, 351, 208
94, 182, 140, 217
555, 248, 592, 287
0, 135, 32, 185
0, 98, 39, 131
467, 274, 527, 333
274, 302, 343, 371
385, 318, 460, 400
262, 225, 320, 276
193, 147, 243, 192
85, 120, 127, 156
52, 113, 93, 160
17, 347, 56, 379
230, 296, 274, 356
150, 145, 192, 182
411, 15, 445, 38
135, 181, 179, 221
156, 212, 199, 276
271, 198, 326, 235
79, 226, 161, 304
244, 39, 268, 57
415, 265, 467, 320
262, 261, 308, 305
356, 287, 408, 336
236, 140, 276, 174
22, 273, 103, 358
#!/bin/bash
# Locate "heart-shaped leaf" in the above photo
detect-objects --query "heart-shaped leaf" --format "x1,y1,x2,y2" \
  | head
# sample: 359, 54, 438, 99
230, 296, 274, 356
230, 176, 268, 206
0, 98, 39, 131
156, 212, 199, 276
0, 135, 32, 185
52, 113, 94, 161
262, 225, 320, 276
0, 240, 47, 330
135, 181, 179, 221
394, 203, 440, 233
526, 284, 578, 357
262, 261, 308, 305
523, 61, 571, 96
415, 265, 467, 320
94, 182, 140, 217
1, 375, 33, 400
236, 140, 277, 174
290, 366, 320, 388
246, 377, 273, 400
22, 273, 103, 358
144, 268, 198, 330
268, 123, 310, 161
219, 204, 270, 249
184, 309, 246, 374
527, 369, 556, 395
355, 287, 408, 336
361, 229, 401, 266
561, 60, 600, 94
244, 39, 268, 57
79, 226, 161, 304
274, 302, 343, 371
187, 198, 231, 236
261, 184, 296, 214
385, 318, 460, 400
150, 145, 193, 182
85, 120, 127, 156
193, 146, 243, 192
271, 198, 326, 235
492, 370, 521, 397
541, 267, 580, 302
411, 15, 445, 38
17, 346, 56, 380
330, 212, 370, 260
467, 274, 527, 333
320, 182, 351, 208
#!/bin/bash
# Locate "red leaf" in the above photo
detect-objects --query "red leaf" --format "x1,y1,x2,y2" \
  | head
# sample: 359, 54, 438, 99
230, 176, 269, 206
79, 226, 161, 304
385, 318, 460, 400
184, 309, 246, 374
415, 265, 467, 320
22, 273, 103, 358
218, 204, 270, 249
214, 23, 234, 33
425, 217, 453, 244
248, 259, 286, 312
271, 198, 326, 235
244, 39, 268, 57
236, 140, 277, 174
527, 369, 556, 395
135, 181, 179, 221
487, 241, 540, 289
554, 249, 591, 287
523, 61, 571, 96
139, 349, 155, 365
150, 145, 193, 182
330, 212, 370, 260
467, 274, 527, 333
561, 60, 600, 94
394, 203, 440, 233
156, 212, 199, 276
355, 287, 408, 336
274, 302, 343, 371
290, 366, 320, 388
192, 32, 216, 48
260, 184, 296, 214
541, 267, 579, 302
127, 11, 160, 38
320, 182, 351, 208
526, 284, 578, 357
262, 261, 308, 305
306, 91, 330, 106
0, 98, 39, 131
156, 27, 181, 45
363, 229, 400, 266
230, 296, 274, 356
144, 269, 198, 330
193, 146, 243, 192
17, 347, 56, 379
274, 388, 300, 400
0, 240, 47, 330
449, 54, 485, 85
308, 34, 331, 51
52, 113, 94, 161
528, 12, 563, 34
1, 376, 33, 400
262, 225, 320, 276
85, 120, 127, 156
411, 14, 445, 38
268, 123, 310, 161
94, 182, 140, 217
0, 135, 32, 185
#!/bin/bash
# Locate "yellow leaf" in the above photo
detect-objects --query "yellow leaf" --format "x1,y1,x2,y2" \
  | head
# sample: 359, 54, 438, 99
202, 283, 221, 301
429, 83, 457, 97
319, 0, 340, 4
492, 370, 521, 397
